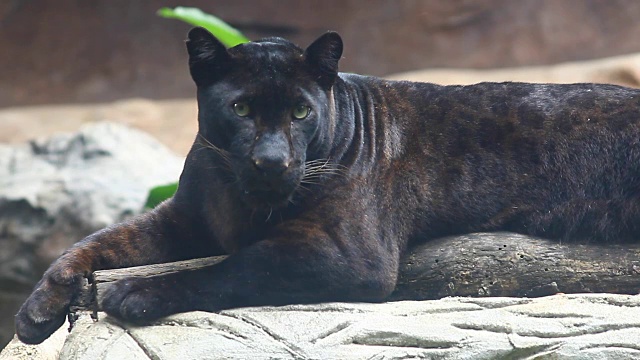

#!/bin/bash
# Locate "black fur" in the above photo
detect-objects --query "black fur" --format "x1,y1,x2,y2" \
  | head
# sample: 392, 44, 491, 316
15, 27, 640, 344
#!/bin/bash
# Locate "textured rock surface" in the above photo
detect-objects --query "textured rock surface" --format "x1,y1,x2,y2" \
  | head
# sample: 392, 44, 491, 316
0, 122, 183, 348
4, 294, 640, 359
0, 323, 68, 360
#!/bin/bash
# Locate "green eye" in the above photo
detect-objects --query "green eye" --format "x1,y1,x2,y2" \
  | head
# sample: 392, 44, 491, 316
292, 105, 310, 120
233, 102, 250, 117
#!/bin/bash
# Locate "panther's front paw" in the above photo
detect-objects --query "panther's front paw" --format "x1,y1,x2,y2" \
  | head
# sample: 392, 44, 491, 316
15, 268, 84, 344
101, 276, 181, 323
15, 287, 68, 344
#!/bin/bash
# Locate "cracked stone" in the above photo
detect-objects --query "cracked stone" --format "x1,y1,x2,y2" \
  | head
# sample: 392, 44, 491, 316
5, 293, 640, 360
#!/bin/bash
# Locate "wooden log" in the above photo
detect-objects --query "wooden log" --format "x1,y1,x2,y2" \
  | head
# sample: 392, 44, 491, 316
72, 256, 228, 311
71, 232, 640, 312
390, 232, 640, 300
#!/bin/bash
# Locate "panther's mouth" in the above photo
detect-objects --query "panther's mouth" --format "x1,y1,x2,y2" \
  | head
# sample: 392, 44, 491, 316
239, 162, 303, 209
240, 172, 300, 208
242, 188, 295, 209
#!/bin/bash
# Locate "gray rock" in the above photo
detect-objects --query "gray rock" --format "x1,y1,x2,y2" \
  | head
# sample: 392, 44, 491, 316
0, 121, 183, 347
0, 322, 68, 360
5, 294, 639, 360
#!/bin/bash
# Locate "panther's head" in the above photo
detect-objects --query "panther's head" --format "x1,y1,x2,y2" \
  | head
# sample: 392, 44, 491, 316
186, 27, 343, 209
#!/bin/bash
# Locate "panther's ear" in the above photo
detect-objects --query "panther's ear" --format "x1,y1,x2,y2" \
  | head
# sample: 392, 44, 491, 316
304, 31, 343, 90
186, 27, 230, 86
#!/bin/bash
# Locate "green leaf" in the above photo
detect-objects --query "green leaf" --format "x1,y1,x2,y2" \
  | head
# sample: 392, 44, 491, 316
157, 7, 250, 48
144, 182, 178, 209
148, 7, 245, 209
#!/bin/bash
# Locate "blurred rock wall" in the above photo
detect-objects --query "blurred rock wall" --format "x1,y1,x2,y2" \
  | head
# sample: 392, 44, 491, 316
3, 0, 640, 107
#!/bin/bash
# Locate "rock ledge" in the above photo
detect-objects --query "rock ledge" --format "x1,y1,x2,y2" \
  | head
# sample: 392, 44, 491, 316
4, 293, 640, 360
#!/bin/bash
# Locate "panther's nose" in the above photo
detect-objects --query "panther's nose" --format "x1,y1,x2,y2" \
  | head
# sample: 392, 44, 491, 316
252, 155, 290, 175
251, 130, 291, 175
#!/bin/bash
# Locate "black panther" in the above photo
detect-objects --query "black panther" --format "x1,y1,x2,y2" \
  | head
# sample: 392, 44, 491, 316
15, 27, 640, 344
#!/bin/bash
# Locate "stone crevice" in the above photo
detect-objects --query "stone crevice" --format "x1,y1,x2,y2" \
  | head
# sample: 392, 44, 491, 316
222, 312, 311, 360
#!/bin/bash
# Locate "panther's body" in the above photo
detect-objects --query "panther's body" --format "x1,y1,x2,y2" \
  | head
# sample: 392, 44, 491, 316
16, 28, 640, 344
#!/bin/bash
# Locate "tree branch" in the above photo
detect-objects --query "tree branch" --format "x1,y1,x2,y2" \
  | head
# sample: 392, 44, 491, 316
71, 232, 640, 312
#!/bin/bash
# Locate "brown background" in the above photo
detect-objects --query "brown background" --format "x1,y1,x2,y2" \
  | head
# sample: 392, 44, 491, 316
3, 0, 640, 107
